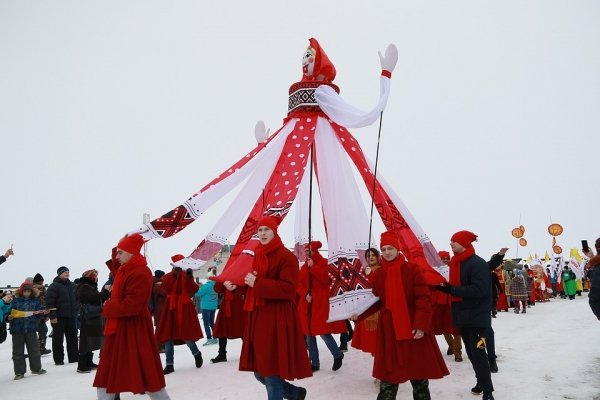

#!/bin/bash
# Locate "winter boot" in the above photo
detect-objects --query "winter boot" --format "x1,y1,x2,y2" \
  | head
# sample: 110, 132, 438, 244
482, 392, 495, 400
411, 380, 431, 400
39, 338, 51, 355
489, 359, 498, 373
163, 364, 174, 374
454, 351, 463, 362
210, 351, 227, 363
377, 381, 399, 400
77, 354, 92, 373
297, 387, 307, 400
332, 352, 344, 371
88, 352, 98, 369
471, 384, 483, 395
194, 352, 203, 368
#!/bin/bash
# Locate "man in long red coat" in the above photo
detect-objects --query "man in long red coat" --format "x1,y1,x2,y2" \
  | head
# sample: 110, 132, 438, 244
155, 254, 204, 374
358, 231, 449, 400
297, 241, 346, 371
93, 234, 171, 400
239, 216, 312, 400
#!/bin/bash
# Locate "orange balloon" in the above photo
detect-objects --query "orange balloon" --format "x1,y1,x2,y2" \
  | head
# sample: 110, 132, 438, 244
548, 223, 563, 236
553, 245, 562, 254
519, 238, 527, 247
512, 228, 524, 239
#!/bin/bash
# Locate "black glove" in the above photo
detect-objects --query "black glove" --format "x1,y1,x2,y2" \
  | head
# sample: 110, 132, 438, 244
186, 268, 194, 278
438, 284, 452, 294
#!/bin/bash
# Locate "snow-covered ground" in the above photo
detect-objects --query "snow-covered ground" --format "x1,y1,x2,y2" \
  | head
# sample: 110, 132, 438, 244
1, 294, 599, 400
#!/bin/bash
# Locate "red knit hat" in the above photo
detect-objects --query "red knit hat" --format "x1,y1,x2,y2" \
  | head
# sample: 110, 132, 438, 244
117, 234, 145, 254
19, 281, 33, 293
450, 230, 478, 248
380, 231, 401, 250
304, 241, 323, 253
303, 38, 336, 83
438, 250, 451, 259
257, 215, 283, 235
171, 254, 185, 265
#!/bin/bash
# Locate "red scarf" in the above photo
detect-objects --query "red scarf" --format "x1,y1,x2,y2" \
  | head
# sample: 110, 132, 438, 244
381, 256, 413, 341
244, 235, 284, 311
448, 246, 475, 302
104, 253, 148, 336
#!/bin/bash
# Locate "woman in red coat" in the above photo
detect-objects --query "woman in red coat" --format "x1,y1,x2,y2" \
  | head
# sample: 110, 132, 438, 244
93, 234, 171, 400
210, 279, 246, 363
239, 216, 311, 400
357, 231, 449, 400
155, 254, 204, 374
297, 241, 346, 371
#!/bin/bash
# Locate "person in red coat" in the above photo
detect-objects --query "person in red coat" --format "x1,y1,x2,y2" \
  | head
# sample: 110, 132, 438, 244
431, 250, 463, 362
155, 254, 204, 374
357, 231, 449, 400
297, 241, 346, 372
93, 234, 171, 400
210, 279, 246, 363
151, 270, 166, 353
351, 248, 382, 356
239, 216, 311, 400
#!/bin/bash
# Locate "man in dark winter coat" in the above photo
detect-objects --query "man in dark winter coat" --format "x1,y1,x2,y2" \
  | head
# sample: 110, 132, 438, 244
45, 266, 79, 365
439, 230, 495, 400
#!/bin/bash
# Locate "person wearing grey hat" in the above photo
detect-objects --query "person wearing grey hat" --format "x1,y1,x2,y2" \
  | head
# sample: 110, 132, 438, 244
45, 266, 78, 365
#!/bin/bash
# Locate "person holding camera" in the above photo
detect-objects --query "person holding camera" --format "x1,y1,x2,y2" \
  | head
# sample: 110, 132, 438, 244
0, 246, 14, 266
155, 254, 204, 374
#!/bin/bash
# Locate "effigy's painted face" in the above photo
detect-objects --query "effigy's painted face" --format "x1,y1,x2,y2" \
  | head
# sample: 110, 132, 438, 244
302, 47, 316, 77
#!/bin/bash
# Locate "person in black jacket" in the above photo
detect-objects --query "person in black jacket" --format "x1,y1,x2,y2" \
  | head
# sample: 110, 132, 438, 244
439, 230, 495, 400
45, 266, 79, 365
76, 269, 110, 373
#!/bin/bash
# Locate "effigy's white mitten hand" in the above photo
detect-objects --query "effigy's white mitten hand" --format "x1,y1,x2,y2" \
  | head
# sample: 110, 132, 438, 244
378, 44, 398, 73
254, 120, 270, 143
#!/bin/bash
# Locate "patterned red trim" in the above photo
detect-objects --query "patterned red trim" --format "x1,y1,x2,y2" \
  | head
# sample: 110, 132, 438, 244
381, 70, 392, 79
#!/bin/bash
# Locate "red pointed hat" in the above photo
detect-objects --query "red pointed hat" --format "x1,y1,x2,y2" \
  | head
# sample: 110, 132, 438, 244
450, 230, 478, 248
304, 240, 322, 253
171, 254, 185, 264
380, 230, 401, 250
305, 38, 336, 83
117, 234, 145, 254
257, 215, 283, 234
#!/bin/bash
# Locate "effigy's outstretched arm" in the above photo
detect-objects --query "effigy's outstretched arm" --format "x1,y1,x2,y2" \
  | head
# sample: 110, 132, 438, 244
314, 44, 398, 128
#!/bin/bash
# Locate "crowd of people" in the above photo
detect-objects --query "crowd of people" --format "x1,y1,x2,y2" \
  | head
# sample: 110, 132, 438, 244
1, 232, 598, 400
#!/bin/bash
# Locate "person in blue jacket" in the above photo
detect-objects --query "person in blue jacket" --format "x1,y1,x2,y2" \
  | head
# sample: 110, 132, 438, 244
8, 281, 49, 380
198, 268, 219, 345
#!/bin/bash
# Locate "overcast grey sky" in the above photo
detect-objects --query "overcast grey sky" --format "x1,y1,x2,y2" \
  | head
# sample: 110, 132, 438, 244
1, 1, 598, 285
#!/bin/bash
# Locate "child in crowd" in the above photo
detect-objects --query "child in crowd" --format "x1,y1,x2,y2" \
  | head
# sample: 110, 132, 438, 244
8, 281, 49, 380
